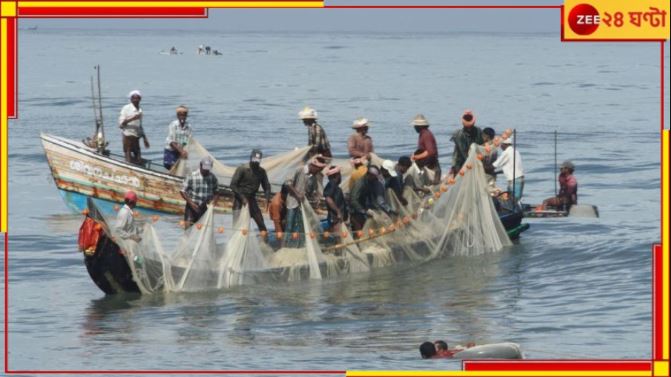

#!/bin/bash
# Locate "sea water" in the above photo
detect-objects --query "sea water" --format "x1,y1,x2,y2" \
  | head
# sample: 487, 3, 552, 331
3, 27, 669, 371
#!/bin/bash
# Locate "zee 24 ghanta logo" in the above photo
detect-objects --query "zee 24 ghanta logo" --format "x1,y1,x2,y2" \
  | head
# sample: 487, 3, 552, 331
568, 3, 667, 35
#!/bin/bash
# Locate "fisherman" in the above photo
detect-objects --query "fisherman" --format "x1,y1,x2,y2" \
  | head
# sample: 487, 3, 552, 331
410, 114, 441, 184
539, 160, 578, 210
450, 110, 483, 175
323, 166, 348, 232
404, 151, 433, 196
115, 191, 142, 242
492, 137, 525, 202
349, 166, 395, 233
419, 342, 437, 359
163, 105, 192, 170
299, 106, 332, 158
269, 183, 289, 233
284, 156, 327, 247
434, 340, 452, 357
180, 157, 220, 227
230, 149, 272, 233
348, 117, 374, 159
118, 90, 150, 165
169, 46, 177, 55
481, 127, 500, 195
381, 159, 407, 206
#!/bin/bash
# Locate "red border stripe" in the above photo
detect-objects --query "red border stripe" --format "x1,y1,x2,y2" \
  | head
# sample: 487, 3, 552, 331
18, 7, 208, 17
6, 18, 16, 119
653, 244, 663, 359
464, 361, 653, 371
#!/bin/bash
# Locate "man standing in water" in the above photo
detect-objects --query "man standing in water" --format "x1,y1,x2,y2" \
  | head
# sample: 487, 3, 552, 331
450, 109, 483, 176
299, 106, 332, 158
118, 90, 150, 164
180, 157, 220, 227
230, 149, 272, 233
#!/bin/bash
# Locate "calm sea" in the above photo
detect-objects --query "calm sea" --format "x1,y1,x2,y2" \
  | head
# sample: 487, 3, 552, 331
3, 28, 668, 371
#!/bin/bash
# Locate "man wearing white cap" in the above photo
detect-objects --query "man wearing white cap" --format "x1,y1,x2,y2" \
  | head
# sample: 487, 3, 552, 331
118, 90, 150, 164
492, 136, 524, 202
381, 160, 407, 206
347, 117, 374, 159
299, 107, 332, 158
180, 157, 220, 226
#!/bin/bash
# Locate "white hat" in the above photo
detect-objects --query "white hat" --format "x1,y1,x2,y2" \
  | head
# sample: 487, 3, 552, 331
501, 136, 513, 145
411, 114, 429, 127
298, 107, 318, 120
382, 160, 398, 177
200, 157, 214, 170
128, 90, 142, 99
352, 117, 369, 129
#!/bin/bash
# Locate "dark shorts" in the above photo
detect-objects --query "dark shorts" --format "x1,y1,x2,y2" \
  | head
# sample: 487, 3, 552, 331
123, 135, 141, 162
163, 149, 180, 170
184, 202, 208, 225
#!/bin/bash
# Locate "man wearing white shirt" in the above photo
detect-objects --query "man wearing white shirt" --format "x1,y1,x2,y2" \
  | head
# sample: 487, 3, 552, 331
118, 90, 150, 164
492, 137, 524, 202
115, 191, 142, 242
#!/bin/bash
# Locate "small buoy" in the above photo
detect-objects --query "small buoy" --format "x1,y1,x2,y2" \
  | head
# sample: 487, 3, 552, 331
323, 231, 331, 239
217, 226, 225, 234
260, 230, 268, 238
276, 231, 284, 239
241, 229, 248, 236
291, 232, 299, 240
459, 169, 465, 176
476, 154, 483, 161
309, 231, 316, 239
433, 191, 440, 199
447, 177, 456, 185
466, 163, 473, 170
368, 229, 375, 236
196, 223, 203, 230
81, 208, 89, 216
178, 220, 186, 228
440, 185, 448, 192
355, 230, 364, 238
379, 227, 386, 235
340, 231, 348, 238
388, 224, 396, 232
113, 205, 120, 211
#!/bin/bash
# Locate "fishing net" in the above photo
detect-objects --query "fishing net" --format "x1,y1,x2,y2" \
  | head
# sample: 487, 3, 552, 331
94, 143, 511, 293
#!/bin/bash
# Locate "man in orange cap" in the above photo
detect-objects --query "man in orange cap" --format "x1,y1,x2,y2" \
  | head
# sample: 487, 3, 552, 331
450, 110, 483, 176
115, 191, 141, 242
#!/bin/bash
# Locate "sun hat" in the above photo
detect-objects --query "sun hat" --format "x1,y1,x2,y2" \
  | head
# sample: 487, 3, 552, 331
200, 157, 214, 170
411, 114, 430, 127
124, 191, 138, 202
560, 160, 575, 170
352, 117, 369, 129
128, 90, 142, 99
310, 155, 327, 168
501, 136, 513, 145
298, 107, 318, 120
461, 110, 476, 127
381, 160, 398, 177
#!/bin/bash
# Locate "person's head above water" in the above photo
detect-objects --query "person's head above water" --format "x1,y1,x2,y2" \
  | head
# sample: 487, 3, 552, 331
419, 341, 437, 359
434, 340, 448, 352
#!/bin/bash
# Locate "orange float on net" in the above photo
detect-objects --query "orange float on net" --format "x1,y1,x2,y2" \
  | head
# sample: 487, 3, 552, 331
113, 205, 120, 211
434, 191, 441, 199
196, 223, 203, 230
340, 231, 349, 239
440, 185, 448, 192
260, 230, 268, 238
276, 231, 284, 239
151, 215, 160, 223
355, 230, 364, 238
323, 231, 331, 239
309, 231, 316, 240
178, 220, 186, 227
447, 177, 456, 185
241, 229, 249, 236
291, 232, 300, 240
388, 224, 396, 232
368, 229, 376, 237
476, 154, 483, 161
217, 226, 225, 234
379, 227, 386, 235
466, 163, 473, 170
81, 208, 90, 216
459, 169, 465, 176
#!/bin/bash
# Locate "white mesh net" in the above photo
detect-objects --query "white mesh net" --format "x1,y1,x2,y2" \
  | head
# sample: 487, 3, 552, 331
99, 143, 511, 294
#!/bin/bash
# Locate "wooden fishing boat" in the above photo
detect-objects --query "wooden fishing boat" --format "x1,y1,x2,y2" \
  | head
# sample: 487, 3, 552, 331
41, 133, 272, 216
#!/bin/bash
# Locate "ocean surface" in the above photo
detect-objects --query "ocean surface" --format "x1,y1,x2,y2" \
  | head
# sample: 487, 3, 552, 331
3, 28, 669, 372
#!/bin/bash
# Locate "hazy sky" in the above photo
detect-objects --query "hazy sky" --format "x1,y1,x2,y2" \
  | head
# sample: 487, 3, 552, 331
19, 0, 561, 33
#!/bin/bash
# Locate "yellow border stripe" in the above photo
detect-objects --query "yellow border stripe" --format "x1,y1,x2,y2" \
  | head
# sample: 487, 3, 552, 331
347, 371, 652, 377
1, 18, 8, 233
663, 129, 669, 360
19, 1, 323, 8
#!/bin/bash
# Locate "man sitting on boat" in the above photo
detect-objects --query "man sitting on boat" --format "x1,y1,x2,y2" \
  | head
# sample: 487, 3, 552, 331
538, 160, 578, 211
180, 157, 220, 227
230, 149, 272, 233
323, 165, 348, 234
284, 156, 327, 247
115, 191, 142, 242
118, 90, 150, 165
348, 117, 374, 159
163, 105, 192, 171
449, 110, 483, 176
299, 106, 332, 158
410, 114, 441, 185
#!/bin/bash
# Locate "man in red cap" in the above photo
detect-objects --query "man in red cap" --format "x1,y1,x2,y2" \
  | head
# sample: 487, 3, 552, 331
115, 191, 141, 242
